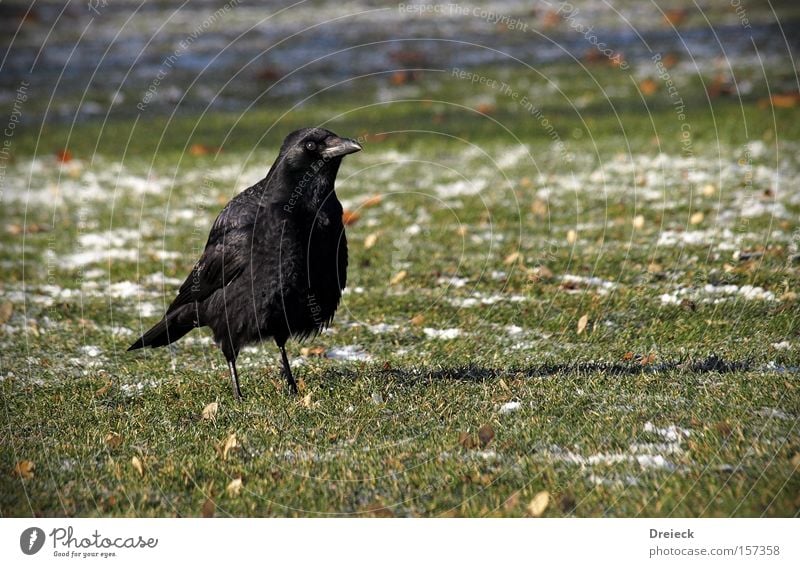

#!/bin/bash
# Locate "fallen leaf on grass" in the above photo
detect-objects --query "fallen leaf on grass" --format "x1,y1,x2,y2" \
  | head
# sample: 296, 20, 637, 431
201, 402, 218, 421
478, 424, 495, 448
410, 314, 425, 326
690, 211, 704, 225
105, 432, 123, 449
301, 392, 313, 408
389, 270, 407, 285
633, 215, 645, 229
342, 210, 361, 226
364, 233, 378, 249
567, 229, 577, 245
527, 491, 550, 517
0, 302, 12, 324
131, 456, 143, 477
577, 314, 589, 335
14, 460, 34, 479
222, 433, 238, 461
360, 195, 382, 208
790, 453, 800, 469
458, 432, 476, 449
639, 79, 658, 96
201, 498, 216, 518
504, 251, 522, 265
300, 346, 326, 357
226, 478, 243, 497
55, 149, 72, 163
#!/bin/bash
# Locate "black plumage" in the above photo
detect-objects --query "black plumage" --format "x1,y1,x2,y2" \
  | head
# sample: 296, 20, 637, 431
128, 127, 362, 399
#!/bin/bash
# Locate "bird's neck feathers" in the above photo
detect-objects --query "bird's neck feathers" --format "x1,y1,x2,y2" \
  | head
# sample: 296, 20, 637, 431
265, 158, 343, 217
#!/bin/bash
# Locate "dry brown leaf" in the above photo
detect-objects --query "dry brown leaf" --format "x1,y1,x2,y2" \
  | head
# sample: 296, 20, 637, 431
226, 477, 243, 497
301, 392, 313, 408
300, 346, 326, 357
222, 433, 238, 461
13, 460, 34, 479
531, 199, 548, 217
364, 233, 378, 249
633, 215, 645, 229
478, 424, 495, 448
690, 211, 704, 225
639, 79, 658, 96
360, 195, 383, 208
389, 270, 407, 285
131, 456, 144, 477
577, 314, 589, 335
456, 225, 468, 237
527, 490, 550, 517
647, 262, 663, 273
622, 351, 634, 361
105, 432, 123, 449
567, 229, 577, 245
791, 453, 800, 469
342, 210, 361, 226
410, 314, 425, 326
504, 251, 522, 265
201, 498, 216, 518
458, 432, 475, 449
0, 302, 12, 324
201, 402, 219, 421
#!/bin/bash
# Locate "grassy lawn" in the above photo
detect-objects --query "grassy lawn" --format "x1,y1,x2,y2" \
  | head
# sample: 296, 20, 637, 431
1, 62, 798, 517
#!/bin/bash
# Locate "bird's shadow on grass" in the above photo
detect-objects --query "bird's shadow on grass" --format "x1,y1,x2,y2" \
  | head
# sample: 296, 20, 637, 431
373, 355, 755, 385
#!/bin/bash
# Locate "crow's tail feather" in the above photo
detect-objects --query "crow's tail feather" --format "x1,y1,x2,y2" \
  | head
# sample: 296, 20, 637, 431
128, 315, 195, 351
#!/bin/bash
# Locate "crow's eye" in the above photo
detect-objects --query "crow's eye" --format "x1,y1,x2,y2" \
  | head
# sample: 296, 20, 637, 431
304, 141, 317, 151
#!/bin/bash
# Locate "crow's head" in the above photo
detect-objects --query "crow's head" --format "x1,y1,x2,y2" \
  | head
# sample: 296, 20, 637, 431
279, 127, 362, 173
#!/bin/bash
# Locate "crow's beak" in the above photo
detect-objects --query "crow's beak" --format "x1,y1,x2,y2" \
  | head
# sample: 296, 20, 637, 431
321, 137, 362, 158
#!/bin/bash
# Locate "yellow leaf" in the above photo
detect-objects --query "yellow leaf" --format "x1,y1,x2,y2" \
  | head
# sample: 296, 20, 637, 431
226, 477, 243, 497
504, 251, 522, 265
701, 183, 716, 197
389, 270, 407, 285
14, 460, 34, 479
456, 225, 468, 237
567, 229, 577, 245
690, 211, 704, 225
633, 215, 645, 229
527, 490, 550, 517
222, 433, 238, 461
301, 392, 313, 408
105, 432, 123, 448
131, 456, 144, 477
201, 402, 218, 421
364, 233, 378, 249
577, 314, 589, 335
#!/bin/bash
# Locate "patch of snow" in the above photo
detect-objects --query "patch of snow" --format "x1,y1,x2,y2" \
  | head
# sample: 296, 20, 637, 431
326, 345, 372, 361
499, 401, 521, 414
423, 327, 462, 340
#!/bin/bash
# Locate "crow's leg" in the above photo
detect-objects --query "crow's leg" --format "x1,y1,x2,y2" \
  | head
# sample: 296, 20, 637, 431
227, 358, 243, 401
221, 342, 243, 401
278, 344, 298, 395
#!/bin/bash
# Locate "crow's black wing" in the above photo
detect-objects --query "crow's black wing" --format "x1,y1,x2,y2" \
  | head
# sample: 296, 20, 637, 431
166, 199, 259, 313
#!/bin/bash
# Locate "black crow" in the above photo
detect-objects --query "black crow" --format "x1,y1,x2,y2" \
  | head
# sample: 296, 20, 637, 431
128, 127, 362, 399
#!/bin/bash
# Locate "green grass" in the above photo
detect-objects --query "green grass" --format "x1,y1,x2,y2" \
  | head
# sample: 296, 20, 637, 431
1, 61, 799, 517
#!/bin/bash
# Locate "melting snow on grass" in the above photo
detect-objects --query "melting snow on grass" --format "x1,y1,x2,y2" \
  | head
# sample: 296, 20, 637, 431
423, 327, 462, 340
326, 345, 372, 361
660, 284, 776, 305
